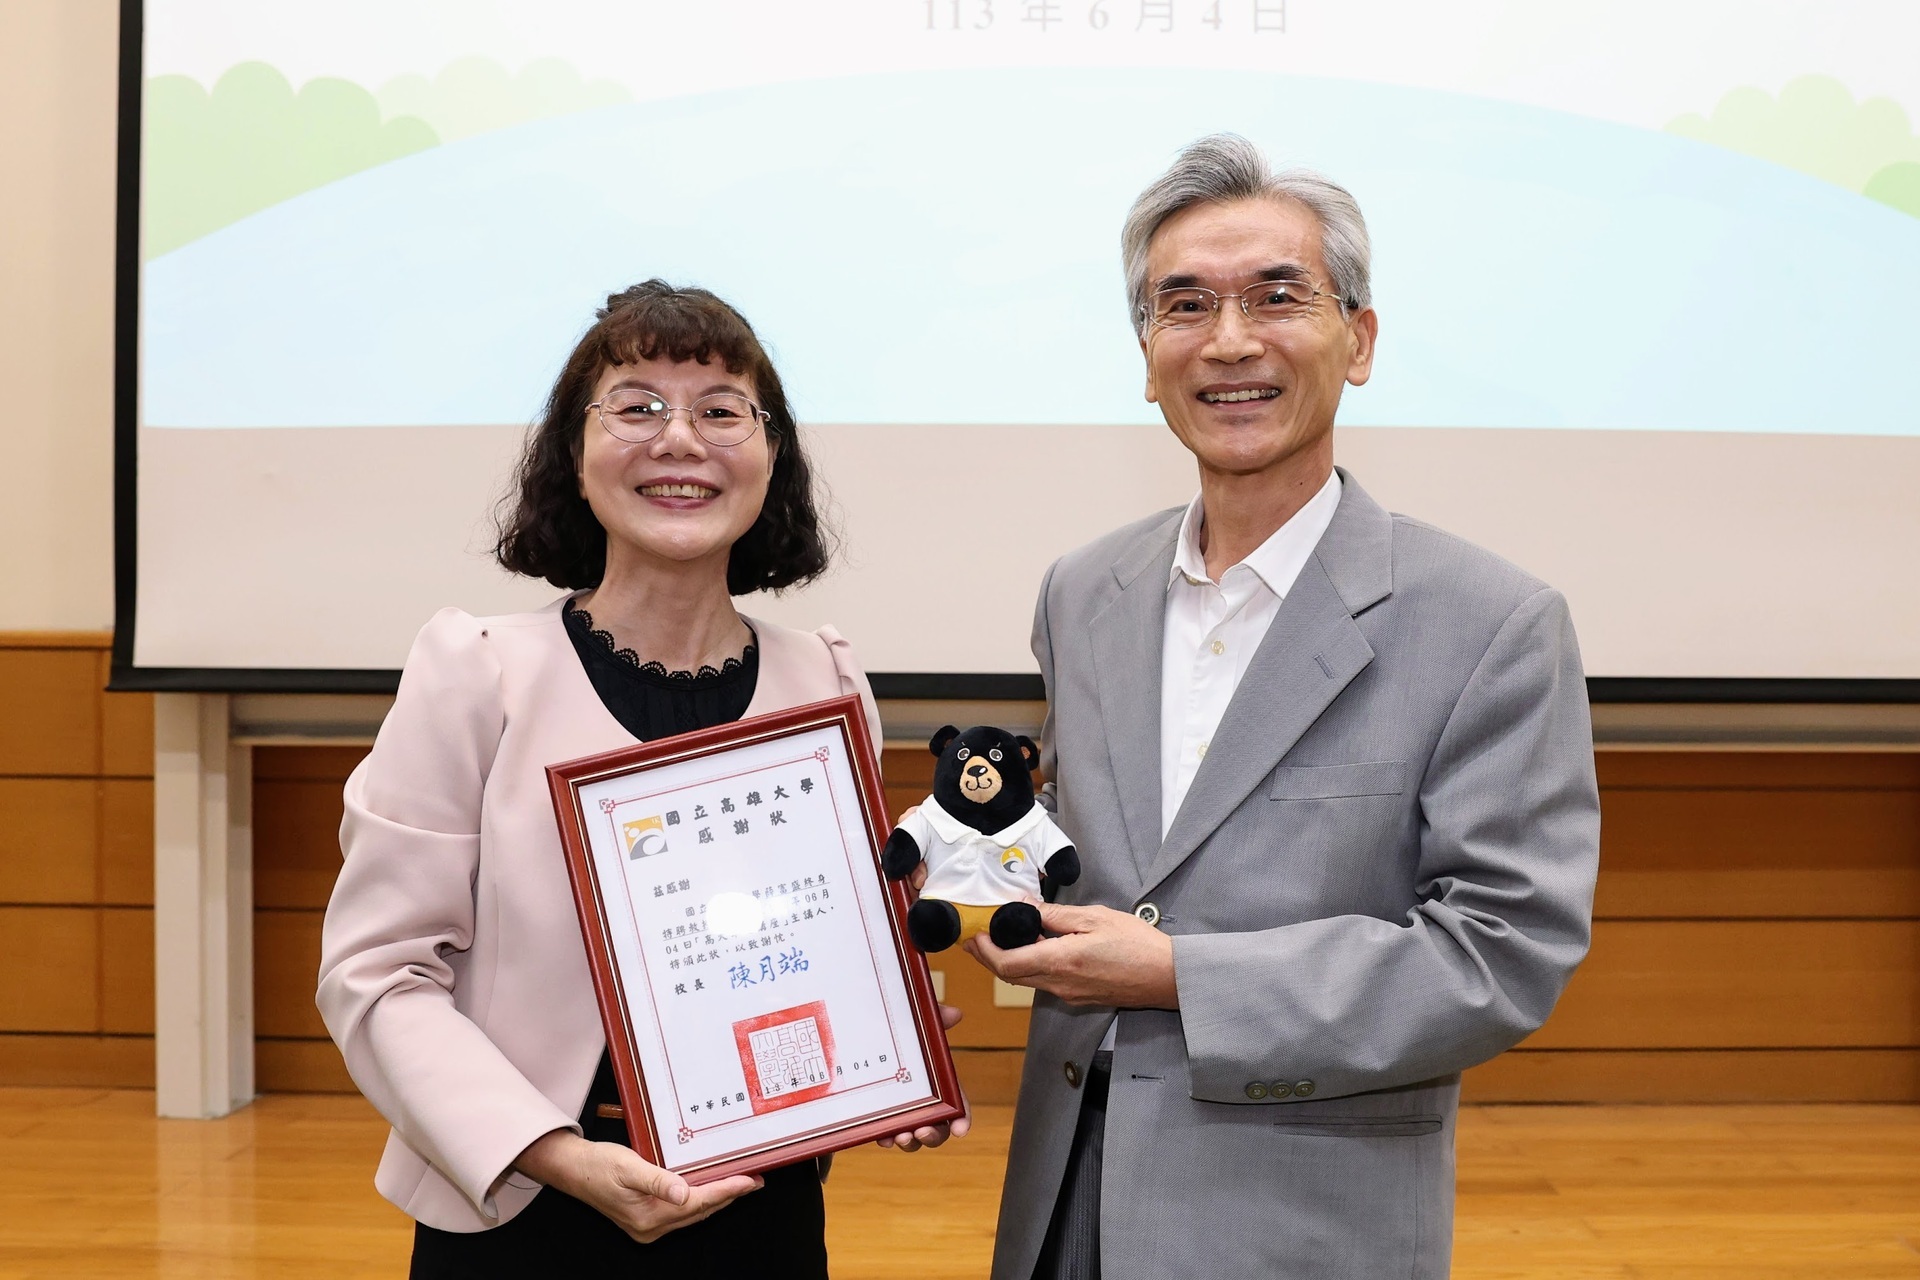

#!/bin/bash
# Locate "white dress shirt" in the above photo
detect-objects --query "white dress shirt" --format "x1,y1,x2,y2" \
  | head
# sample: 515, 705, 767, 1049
1098, 469, 1342, 1051
1160, 469, 1343, 839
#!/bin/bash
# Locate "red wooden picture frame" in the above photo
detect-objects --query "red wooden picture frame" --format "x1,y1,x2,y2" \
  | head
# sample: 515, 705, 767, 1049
546, 694, 964, 1183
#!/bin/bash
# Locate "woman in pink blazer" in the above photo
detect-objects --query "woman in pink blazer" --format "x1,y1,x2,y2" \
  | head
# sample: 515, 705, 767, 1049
318, 282, 961, 1276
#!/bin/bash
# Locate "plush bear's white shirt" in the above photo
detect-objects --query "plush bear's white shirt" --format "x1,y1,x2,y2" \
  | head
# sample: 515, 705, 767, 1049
895, 797, 1074, 907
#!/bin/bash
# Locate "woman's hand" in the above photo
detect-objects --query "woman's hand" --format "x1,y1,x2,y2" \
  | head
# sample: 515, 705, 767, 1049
875, 1002, 970, 1152
513, 1129, 763, 1243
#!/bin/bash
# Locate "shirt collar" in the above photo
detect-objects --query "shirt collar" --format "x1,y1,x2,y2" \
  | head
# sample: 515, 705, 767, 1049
920, 796, 1048, 847
1167, 469, 1343, 598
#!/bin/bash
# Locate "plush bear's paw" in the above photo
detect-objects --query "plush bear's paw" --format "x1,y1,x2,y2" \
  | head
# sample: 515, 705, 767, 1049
881, 830, 923, 882
1041, 846, 1080, 901
988, 901, 1043, 950
906, 899, 963, 953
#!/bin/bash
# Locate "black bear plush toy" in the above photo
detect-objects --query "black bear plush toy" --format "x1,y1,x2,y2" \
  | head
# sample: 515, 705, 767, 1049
881, 725, 1080, 952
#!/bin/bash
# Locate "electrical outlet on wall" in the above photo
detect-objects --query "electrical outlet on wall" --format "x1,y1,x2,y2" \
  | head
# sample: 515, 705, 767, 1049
992, 978, 1035, 1008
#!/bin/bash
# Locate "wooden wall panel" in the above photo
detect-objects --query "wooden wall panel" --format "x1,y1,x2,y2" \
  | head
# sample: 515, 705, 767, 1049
881, 746, 937, 823
252, 750, 360, 1090
0, 1033, 154, 1088
254, 748, 363, 906
1525, 920, 1919, 1050
255, 780, 356, 910
1595, 753, 1920, 789
953, 1048, 1024, 1104
98, 671, 156, 779
1597, 787, 1920, 919
255, 911, 329, 1040
0, 634, 156, 1087
933, 956, 1037, 1050
99, 907, 154, 1035
1596, 868, 1920, 921
0, 907, 99, 1031
1594, 753, 1920, 917
0, 649, 102, 776
201, 741, 1920, 1103
0, 778, 98, 902
1602, 789, 1920, 872
257, 1037, 354, 1093
99, 779, 154, 905
1464, 1048, 1920, 1104
254, 747, 370, 782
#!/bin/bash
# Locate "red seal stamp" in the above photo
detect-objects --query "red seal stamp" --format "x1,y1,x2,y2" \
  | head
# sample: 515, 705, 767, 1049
732, 1001, 836, 1115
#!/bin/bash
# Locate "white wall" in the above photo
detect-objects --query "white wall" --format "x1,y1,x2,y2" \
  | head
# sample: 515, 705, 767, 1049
0, 0, 118, 631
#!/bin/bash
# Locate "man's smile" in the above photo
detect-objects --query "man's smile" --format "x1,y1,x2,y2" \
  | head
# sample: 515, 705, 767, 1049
1198, 385, 1282, 404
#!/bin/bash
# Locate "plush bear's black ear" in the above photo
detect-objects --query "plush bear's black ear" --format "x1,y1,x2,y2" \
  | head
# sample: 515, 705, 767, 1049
930, 725, 961, 757
1016, 735, 1041, 772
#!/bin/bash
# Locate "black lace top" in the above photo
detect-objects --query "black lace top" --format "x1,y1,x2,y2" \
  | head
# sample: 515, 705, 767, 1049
560, 594, 763, 1150
562, 598, 759, 739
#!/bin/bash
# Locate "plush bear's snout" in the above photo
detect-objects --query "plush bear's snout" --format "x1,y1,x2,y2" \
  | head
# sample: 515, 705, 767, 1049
960, 760, 1003, 800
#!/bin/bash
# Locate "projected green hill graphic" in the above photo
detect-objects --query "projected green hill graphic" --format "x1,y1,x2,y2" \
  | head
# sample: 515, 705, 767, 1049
143, 58, 627, 258
1666, 74, 1920, 218
142, 69, 1920, 437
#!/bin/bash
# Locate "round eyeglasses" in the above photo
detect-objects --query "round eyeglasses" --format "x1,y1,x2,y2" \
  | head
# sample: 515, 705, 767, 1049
1142, 279, 1348, 331
588, 387, 770, 447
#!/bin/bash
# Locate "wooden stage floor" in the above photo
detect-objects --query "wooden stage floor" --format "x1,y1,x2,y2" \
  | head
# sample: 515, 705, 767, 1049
0, 1089, 1916, 1278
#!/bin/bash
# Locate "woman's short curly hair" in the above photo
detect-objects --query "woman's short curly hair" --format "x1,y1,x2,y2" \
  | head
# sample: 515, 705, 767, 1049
494, 281, 830, 595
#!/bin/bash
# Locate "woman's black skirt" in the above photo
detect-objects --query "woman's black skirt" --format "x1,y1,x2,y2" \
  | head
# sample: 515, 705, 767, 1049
408, 1053, 827, 1278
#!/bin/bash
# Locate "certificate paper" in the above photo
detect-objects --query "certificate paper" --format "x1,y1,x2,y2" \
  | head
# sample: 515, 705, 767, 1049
548, 695, 963, 1181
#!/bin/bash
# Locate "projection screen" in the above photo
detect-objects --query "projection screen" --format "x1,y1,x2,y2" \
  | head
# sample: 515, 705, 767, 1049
117, 0, 1920, 694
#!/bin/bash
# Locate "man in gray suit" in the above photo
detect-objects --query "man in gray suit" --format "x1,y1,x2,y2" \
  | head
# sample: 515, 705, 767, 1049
967, 135, 1601, 1279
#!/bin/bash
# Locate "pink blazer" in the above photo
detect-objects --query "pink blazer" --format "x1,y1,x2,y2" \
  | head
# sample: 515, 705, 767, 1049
317, 596, 882, 1232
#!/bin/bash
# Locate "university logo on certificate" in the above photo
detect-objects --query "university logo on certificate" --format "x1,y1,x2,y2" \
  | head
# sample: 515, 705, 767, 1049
548, 695, 963, 1182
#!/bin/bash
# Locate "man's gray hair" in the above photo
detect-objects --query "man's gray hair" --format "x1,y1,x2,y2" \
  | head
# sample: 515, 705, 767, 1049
1121, 133, 1373, 335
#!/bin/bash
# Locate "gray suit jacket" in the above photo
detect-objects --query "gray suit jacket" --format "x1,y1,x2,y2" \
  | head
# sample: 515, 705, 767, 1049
991, 471, 1600, 1280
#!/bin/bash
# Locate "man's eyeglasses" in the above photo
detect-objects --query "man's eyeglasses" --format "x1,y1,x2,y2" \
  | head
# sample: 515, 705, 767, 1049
588, 388, 770, 447
1142, 279, 1348, 331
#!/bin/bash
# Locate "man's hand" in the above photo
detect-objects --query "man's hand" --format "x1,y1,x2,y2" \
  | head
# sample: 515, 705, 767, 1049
966, 903, 1178, 1009
513, 1129, 762, 1243
876, 1001, 971, 1152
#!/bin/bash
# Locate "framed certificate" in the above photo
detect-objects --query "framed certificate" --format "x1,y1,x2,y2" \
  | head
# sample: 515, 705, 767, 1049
547, 694, 964, 1183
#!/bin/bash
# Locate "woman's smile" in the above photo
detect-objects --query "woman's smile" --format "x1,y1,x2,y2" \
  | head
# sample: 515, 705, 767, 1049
635, 477, 722, 505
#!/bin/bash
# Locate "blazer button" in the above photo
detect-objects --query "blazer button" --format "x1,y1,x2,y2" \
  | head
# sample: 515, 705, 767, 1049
1133, 902, 1161, 927
1244, 1081, 1268, 1100
1064, 1061, 1082, 1089
1268, 1080, 1294, 1099
1293, 1080, 1316, 1098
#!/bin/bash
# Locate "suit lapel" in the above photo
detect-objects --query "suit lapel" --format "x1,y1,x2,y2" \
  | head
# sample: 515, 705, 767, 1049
1142, 472, 1395, 895
1089, 514, 1180, 882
